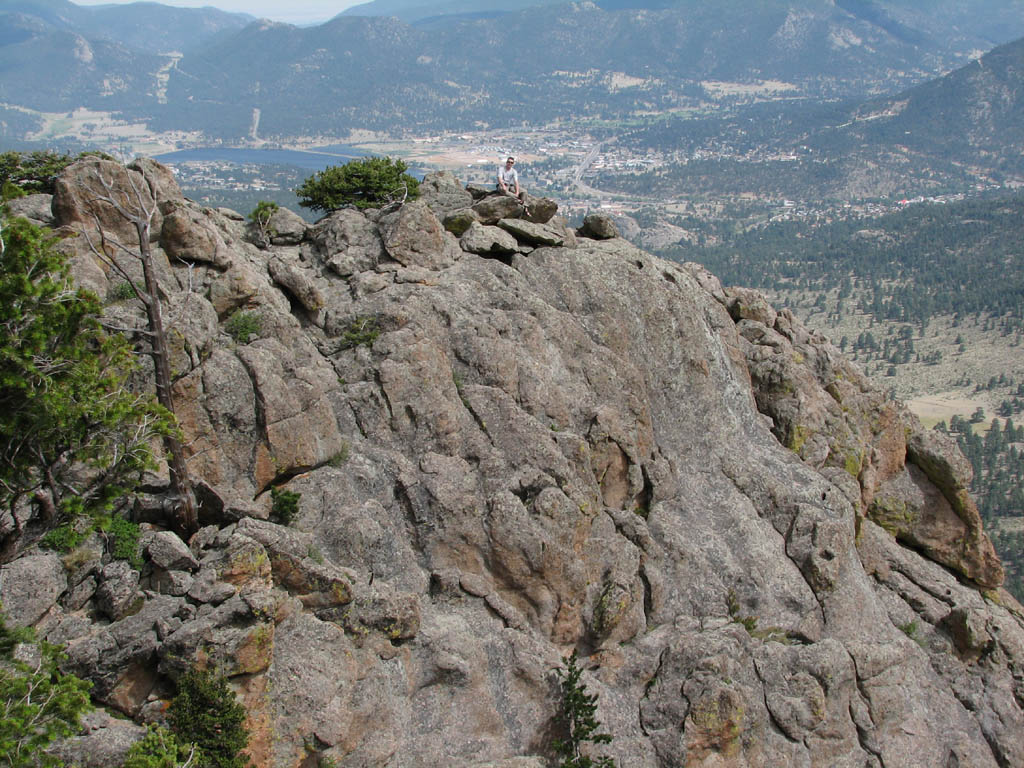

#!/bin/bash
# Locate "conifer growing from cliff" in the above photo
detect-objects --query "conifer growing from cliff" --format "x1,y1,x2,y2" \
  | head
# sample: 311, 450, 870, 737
553, 652, 616, 768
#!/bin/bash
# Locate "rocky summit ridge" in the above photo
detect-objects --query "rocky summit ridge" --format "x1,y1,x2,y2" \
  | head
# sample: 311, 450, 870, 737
2, 157, 1023, 767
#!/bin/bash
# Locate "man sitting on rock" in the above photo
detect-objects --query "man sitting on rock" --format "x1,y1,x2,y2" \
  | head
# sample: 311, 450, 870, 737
497, 156, 526, 202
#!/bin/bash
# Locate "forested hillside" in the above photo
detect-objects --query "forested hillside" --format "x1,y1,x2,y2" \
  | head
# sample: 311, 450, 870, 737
7, 0, 1024, 142
668, 194, 1024, 330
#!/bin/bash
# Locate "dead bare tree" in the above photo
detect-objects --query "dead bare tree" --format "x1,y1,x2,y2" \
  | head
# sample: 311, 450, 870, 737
77, 161, 199, 536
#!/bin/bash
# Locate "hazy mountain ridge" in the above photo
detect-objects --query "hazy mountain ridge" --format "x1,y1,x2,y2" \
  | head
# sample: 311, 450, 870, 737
0, 11, 165, 113
0, 0, 252, 53
5, 0, 1024, 142
0, 0, 253, 123
341, 0, 568, 25
147, 0, 1024, 138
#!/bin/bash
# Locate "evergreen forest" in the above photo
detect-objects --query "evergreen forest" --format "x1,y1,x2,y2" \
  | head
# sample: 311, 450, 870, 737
664, 192, 1024, 331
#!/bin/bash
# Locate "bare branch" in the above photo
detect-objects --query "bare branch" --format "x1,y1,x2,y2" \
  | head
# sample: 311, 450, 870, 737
98, 320, 156, 338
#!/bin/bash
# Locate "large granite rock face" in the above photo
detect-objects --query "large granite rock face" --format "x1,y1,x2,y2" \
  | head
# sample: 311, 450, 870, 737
8, 161, 1022, 768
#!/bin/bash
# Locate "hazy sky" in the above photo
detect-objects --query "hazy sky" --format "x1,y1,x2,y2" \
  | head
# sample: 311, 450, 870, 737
74, 0, 368, 26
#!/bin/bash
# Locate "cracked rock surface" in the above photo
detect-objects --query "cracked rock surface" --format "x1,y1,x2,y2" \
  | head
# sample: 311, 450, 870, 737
2, 160, 1022, 767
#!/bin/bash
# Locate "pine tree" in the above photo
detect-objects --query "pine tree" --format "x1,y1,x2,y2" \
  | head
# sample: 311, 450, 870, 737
553, 652, 616, 768
167, 669, 249, 768
0, 213, 171, 555
296, 156, 420, 212
0, 610, 92, 767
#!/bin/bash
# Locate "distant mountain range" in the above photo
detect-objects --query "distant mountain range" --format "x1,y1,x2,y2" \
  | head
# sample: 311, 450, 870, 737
341, 0, 1024, 47
2, 0, 1024, 164
835, 34, 1024, 176
0, 0, 252, 53
341, 0, 567, 25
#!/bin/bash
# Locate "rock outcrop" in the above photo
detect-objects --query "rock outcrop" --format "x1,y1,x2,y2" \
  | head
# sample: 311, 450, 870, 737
2, 163, 1022, 768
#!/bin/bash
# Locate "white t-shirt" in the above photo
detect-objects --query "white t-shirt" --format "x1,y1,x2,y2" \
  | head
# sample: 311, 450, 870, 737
498, 165, 518, 187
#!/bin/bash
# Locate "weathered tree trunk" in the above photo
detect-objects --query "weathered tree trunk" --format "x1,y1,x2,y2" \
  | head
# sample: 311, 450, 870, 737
79, 162, 200, 537
133, 218, 199, 537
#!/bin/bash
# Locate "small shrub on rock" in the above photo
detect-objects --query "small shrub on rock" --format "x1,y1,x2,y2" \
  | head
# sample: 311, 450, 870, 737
337, 316, 380, 350
553, 651, 616, 768
247, 200, 278, 248
270, 487, 301, 525
41, 523, 85, 553
105, 514, 142, 568
106, 280, 137, 303
121, 725, 200, 768
224, 310, 261, 344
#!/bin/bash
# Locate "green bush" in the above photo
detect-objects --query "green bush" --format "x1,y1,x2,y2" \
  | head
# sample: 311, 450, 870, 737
1, 180, 26, 201
270, 487, 301, 525
40, 523, 85, 553
247, 200, 278, 247
224, 310, 262, 344
296, 156, 420, 212
0, 610, 93, 767
337, 316, 380, 350
168, 669, 249, 768
327, 443, 350, 468
107, 280, 137, 303
105, 514, 142, 568
121, 725, 200, 768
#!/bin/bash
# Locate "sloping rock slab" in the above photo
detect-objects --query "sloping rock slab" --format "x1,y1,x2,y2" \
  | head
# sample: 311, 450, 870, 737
0, 552, 67, 626
52, 158, 163, 246
6, 193, 54, 226
465, 183, 492, 200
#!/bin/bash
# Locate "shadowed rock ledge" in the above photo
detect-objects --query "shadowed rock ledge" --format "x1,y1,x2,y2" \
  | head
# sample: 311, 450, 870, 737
3, 158, 1022, 768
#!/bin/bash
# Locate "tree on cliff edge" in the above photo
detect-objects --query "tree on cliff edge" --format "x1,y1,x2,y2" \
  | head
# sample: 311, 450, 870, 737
0, 214, 170, 557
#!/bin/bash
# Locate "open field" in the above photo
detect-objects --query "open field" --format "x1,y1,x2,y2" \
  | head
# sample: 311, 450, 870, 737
906, 393, 990, 429
20, 105, 201, 156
